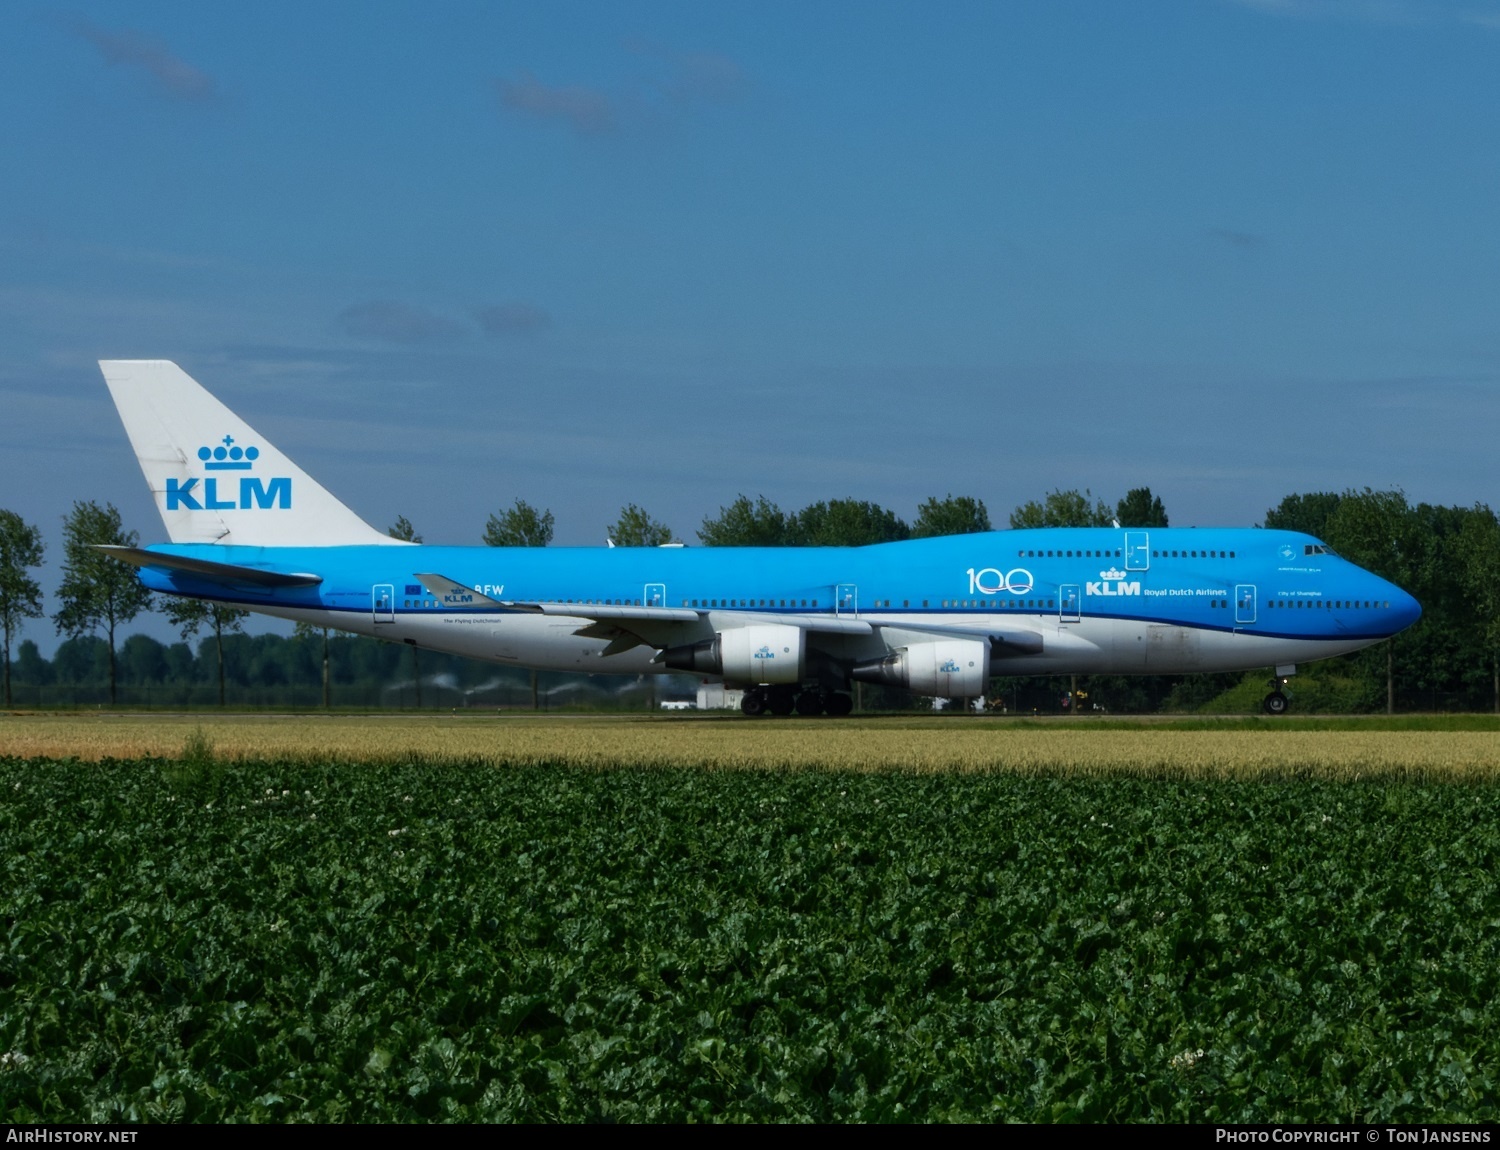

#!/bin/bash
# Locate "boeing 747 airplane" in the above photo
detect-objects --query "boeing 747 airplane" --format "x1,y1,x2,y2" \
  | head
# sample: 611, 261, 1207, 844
97, 361, 1421, 716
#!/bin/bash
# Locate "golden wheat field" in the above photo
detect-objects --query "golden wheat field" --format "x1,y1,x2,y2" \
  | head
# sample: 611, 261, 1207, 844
3, 712, 1499, 778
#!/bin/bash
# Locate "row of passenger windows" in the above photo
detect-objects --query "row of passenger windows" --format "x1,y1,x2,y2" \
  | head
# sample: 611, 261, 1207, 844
684, 599, 818, 608
940, 600, 1054, 609
406, 598, 653, 609
1156, 549, 1235, 559
1014, 548, 1238, 559
681, 599, 1059, 611
406, 595, 1387, 613
1269, 599, 1389, 609
405, 597, 1055, 612
1021, 549, 1121, 559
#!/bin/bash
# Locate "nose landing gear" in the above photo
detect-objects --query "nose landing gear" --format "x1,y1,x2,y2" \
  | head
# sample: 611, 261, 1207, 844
1262, 674, 1293, 715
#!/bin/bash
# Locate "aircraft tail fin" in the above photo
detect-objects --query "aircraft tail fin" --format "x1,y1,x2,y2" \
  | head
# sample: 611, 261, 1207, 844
99, 360, 399, 547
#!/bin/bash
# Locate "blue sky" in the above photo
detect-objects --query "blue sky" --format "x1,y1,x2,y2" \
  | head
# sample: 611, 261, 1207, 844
3, 1, 1499, 652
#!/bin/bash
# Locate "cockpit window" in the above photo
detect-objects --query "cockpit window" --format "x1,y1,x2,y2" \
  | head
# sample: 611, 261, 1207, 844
1304, 543, 1337, 557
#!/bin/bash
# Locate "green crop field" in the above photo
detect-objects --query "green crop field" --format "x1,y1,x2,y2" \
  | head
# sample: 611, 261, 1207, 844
3, 726, 1500, 1121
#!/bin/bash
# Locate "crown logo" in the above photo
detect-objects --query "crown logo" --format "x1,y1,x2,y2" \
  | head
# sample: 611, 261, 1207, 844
197, 435, 260, 471
1100, 567, 1126, 580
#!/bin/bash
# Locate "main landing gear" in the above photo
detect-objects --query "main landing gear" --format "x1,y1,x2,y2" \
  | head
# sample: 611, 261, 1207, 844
741, 686, 854, 717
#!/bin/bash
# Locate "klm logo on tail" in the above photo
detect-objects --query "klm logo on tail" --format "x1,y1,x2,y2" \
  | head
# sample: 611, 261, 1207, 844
166, 436, 291, 511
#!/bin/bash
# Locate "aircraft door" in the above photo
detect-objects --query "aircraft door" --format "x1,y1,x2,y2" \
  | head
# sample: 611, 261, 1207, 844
1060, 584, 1081, 623
644, 583, 666, 608
1235, 584, 1257, 626
836, 584, 858, 616
1125, 533, 1150, 571
373, 584, 395, 624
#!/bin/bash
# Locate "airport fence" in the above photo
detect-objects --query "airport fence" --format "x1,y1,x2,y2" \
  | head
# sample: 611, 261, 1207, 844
1, 681, 680, 712
2, 681, 1493, 714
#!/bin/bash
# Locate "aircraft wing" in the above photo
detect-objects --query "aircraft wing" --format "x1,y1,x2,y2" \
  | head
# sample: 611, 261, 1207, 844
524, 604, 873, 653
529, 602, 704, 623
418, 572, 1041, 657
414, 573, 870, 632
97, 545, 323, 588
489, 597, 873, 657
874, 620, 1045, 654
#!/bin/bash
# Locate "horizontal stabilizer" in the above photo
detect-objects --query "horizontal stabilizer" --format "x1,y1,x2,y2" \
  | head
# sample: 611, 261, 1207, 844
96, 545, 322, 588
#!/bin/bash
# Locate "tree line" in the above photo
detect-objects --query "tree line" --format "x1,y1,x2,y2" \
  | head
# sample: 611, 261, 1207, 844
2, 485, 1496, 712
3, 629, 556, 704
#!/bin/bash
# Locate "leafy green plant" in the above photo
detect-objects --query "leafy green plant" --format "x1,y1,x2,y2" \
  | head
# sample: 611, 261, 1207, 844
3, 756, 1500, 1121
161, 725, 224, 802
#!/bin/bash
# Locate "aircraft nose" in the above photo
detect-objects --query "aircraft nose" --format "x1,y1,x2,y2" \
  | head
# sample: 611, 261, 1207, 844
1384, 582, 1422, 634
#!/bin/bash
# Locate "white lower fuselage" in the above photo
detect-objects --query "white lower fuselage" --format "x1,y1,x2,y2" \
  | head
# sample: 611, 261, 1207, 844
255, 604, 1374, 679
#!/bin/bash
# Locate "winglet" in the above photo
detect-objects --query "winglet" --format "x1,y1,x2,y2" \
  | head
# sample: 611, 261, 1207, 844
413, 573, 506, 609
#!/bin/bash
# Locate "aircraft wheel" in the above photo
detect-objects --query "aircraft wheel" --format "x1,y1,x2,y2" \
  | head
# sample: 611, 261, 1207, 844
794, 690, 826, 716
825, 692, 854, 717
766, 687, 796, 716
741, 689, 767, 717
1263, 691, 1290, 716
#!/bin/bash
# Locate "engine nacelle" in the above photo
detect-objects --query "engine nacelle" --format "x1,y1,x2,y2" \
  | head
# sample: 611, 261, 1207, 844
851, 639, 990, 697
661, 624, 806, 685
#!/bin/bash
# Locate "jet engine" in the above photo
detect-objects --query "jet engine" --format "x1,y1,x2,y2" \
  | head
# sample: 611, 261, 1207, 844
661, 624, 806, 685
851, 639, 990, 697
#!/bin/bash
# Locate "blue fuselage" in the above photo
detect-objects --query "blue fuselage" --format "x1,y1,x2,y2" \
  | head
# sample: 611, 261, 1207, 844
131, 526, 1420, 680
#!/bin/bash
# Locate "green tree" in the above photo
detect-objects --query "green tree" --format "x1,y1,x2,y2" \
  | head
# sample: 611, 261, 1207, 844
698, 495, 793, 547
1324, 488, 1424, 714
293, 622, 332, 708
609, 504, 676, 547
388, 515, 423, 544
794, 499, 909, 546
483, 500, 554, 547
912, 495, 991, 538
0, 510, 45, 707
389, 516, 423, 707
1115, 488, 1169, 528
13, 640, 51, 688
1388, 500, 1491, 713
1009, 489, 1113, 529
1324, 489, 1421, 586
1264, 492, 1342, 538
481, 502, 550, 708
53, 501, 153, 705
163, 598, 248, 707
1455, 504, 1500, 712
